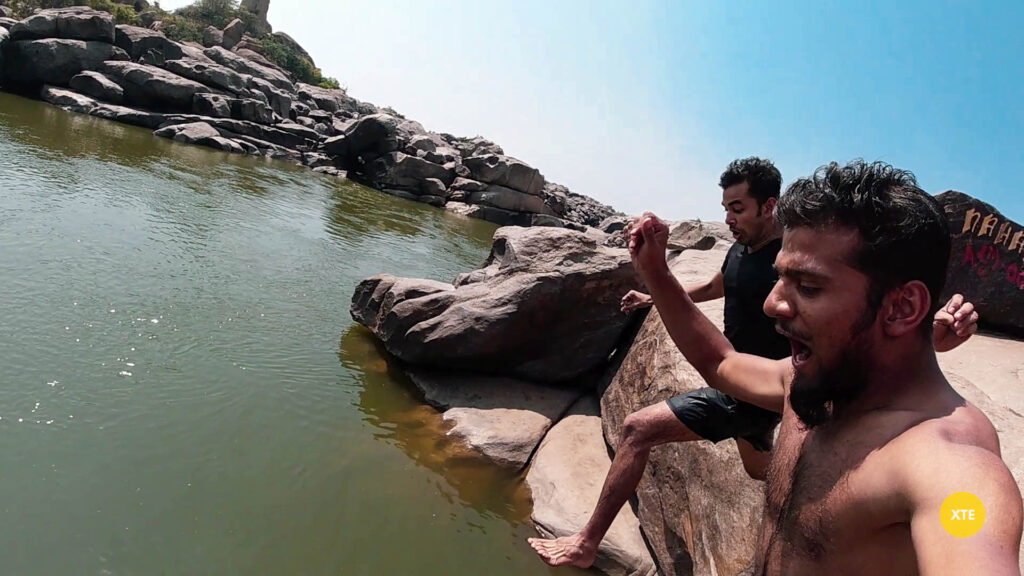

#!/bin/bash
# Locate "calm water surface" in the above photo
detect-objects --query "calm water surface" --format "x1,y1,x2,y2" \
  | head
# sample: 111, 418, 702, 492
0, 92, 591, 575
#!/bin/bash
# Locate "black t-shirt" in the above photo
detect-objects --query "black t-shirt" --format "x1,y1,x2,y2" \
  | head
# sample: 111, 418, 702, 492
720, 238, 791, 360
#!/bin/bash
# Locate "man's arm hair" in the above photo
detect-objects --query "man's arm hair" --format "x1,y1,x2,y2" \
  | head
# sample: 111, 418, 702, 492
908, 443, 1023, 575
644, 267, 788, 412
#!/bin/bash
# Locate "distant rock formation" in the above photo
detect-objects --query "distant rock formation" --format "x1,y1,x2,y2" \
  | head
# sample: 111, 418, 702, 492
0, 7, 619, 229
240, 0, 270, 26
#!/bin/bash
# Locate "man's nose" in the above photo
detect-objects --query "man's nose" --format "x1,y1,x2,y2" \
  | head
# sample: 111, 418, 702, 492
763, 281, 792, 319
725, 214, 736, 225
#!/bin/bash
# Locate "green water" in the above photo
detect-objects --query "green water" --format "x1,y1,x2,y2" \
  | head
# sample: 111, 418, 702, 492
0, 92, 591, 575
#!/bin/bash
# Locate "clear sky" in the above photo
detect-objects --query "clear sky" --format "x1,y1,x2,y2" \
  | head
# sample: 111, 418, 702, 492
159, 0, 1023, 222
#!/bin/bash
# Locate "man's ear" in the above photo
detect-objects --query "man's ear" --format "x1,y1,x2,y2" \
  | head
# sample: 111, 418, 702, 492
882, 281, 932, 337
761, 197, 777, 218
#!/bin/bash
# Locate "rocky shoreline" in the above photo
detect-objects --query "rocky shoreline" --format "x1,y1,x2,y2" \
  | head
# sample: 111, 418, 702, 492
350, 216, 1024, 576
0, 5, 621, 231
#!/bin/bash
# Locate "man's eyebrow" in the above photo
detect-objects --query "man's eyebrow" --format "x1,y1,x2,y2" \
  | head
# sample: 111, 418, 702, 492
774, 263, 829, 281
721, 200, 743, 208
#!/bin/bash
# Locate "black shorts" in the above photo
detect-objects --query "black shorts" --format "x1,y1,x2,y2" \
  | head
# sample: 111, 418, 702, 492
666, 388, 780, 452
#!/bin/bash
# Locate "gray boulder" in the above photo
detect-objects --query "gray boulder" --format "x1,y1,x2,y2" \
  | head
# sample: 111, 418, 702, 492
323, 113, 425, 161
463, 154, 545, 196
2, 39, 128, 87
114, 25, 184, 61
364, 152, 454, 192
163, 57, 247, 95
202, 25, 223, 48
153, 121, 245, 154
221, 18, 245, 50
420, 178, 447, 198
231, 97, 273, 124
526, 396, 658, 576
270, 31, 313, 65
0, 6, 10, 18
0, 17, 17, 30
667, 219, 732, 252
10, 7, 115, 43
248, 76, 291, 118
99, 61, 208, 111
450, 177, 488, 193
447, 135, 504, 158
350, 226, 639, 383
407, 370, 583, 470
0, 26, 7, 70
204, 46, 292, 93
468, 185, 555, 215
192, 92, 231, 118
241, 0, 272, 27
564, 188, 618, 228
68, 70, 123, 104
40, 84, 97, 113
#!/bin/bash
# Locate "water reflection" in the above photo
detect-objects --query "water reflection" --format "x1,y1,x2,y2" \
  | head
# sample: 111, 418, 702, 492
339, 325, 533, 524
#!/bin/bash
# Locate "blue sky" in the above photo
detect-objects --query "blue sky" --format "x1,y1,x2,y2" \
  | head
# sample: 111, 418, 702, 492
160, 0, 1023, 222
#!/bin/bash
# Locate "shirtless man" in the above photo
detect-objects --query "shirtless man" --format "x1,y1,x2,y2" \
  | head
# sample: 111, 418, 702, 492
624, 160, 1022, 574
529, 159, 982, 571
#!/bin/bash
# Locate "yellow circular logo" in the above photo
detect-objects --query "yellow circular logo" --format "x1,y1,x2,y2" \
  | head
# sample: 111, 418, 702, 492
940, 492, 986, 538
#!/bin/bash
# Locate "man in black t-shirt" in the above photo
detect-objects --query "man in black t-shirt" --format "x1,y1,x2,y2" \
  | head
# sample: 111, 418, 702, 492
529, 158, 979, 570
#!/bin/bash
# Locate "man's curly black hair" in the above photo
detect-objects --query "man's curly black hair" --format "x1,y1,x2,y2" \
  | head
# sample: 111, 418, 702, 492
776, 159, 951, 329
719, 157, 783, 207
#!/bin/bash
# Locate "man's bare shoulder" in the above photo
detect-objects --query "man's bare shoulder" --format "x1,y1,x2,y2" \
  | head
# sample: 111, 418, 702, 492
883, 402, 1017, 511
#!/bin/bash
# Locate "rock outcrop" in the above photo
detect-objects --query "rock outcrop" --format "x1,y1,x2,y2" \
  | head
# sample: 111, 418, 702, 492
937, 190, 1024, 337
350, 226, 639, 384
406, 370, 582, 469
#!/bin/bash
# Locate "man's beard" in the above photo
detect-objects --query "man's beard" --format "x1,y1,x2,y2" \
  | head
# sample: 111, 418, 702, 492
788, 305, 877, 429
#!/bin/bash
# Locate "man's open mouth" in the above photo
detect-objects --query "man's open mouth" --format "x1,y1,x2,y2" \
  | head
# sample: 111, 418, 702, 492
777, 326, 811, 368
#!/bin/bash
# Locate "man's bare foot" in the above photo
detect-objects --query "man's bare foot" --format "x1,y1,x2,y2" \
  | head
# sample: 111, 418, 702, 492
527, 532, 598, 568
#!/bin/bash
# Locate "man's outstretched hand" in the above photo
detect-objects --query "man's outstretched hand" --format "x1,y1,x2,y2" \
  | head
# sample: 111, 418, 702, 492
621, 290, 654, 313
933, 293, 980, 353
627, 213, 670, 282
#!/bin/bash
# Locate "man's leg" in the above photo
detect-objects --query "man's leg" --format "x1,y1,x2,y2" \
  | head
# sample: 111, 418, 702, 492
735, 438, 771, 481
528, 401, 700, 568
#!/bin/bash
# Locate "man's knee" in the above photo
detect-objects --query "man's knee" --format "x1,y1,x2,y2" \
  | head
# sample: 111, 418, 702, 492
620, 402, 697, 450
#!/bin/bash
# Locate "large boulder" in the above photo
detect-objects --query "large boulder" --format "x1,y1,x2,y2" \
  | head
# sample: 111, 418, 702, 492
114, 24, 184, 61
0, 6, 11, 18
99, 61, 208, 111
10, 7, 114, 43
204, 45, 293, 93
192, 92, 231, 118
163, 57, 247, 95
527, 396, 658, 576
68, 70, 123, 104
2, 39, 128, 87
564, 188, 618, 227
231, 97, 274, 124
446, 135, 504, 158
667, 220, 732, 252
406, 370, 582, 469
363, 152, 454, 192
248, 76, 291, 118
0, 17, 17, 30
600, 245, 765, 576
350, 226, 640, 383
221, 18, 245, 50
468, 185, 556, 215
270, 31, 313, 66
463, 154, 545, 196
0, 26, 8, 72
40, 84, 97, 112
153, 121, 246, 154
324, 113, 426, 162
202, 25, 223, 48
936, 190, 1024, 336
241, 0, 271, 25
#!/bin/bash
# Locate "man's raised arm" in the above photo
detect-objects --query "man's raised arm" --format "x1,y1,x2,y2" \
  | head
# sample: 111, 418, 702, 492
628, 214, 789, 412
